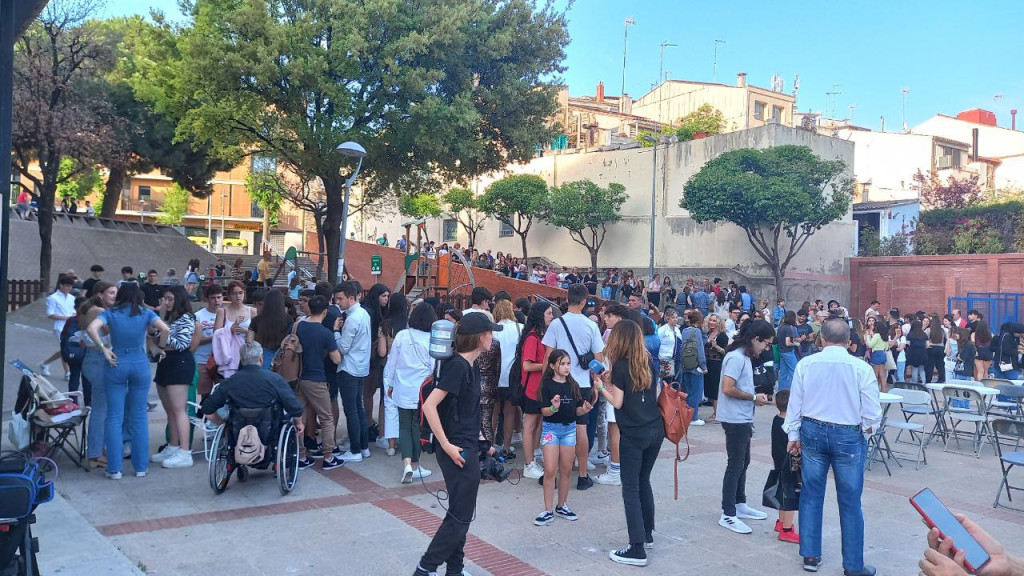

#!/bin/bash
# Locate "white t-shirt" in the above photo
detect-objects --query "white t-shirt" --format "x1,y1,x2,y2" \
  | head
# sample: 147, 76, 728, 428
46, 291, 76, 332
194, 307, 218, 363
495, 319, 523, 388
541, 312, 604, 388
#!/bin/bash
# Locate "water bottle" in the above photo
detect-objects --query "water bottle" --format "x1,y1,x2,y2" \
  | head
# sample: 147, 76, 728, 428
588, 359, 607, 374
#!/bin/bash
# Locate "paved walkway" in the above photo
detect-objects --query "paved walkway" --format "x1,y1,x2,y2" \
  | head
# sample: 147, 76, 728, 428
3, 316, 1022, 575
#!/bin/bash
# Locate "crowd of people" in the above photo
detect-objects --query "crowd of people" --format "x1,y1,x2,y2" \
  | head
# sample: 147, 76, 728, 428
38, 257, 1024, 576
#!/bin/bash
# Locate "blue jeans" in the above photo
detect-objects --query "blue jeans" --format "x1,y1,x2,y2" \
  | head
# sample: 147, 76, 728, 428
261, 348, 276, 370
105, 354, 151, 474
896, 360, 906, 382
778, 351, 797, 392
679, 372, 704, 419
338, 370, 368, 453
82, 349, 107, 459
799, 419, 867, 572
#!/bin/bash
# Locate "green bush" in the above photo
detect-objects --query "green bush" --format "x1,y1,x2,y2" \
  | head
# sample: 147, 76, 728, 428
952, 217, 1004, 254
858, 225, 880, 256
914, 201, 1024, 255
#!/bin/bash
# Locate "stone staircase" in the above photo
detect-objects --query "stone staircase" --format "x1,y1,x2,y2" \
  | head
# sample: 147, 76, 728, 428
213, 252, 323, 283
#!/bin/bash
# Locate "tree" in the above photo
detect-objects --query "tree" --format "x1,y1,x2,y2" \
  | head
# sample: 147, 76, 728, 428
245, 169, 284, 234
681, 145, 852, 298
546, 179, 626, 271
676, 103, 726, 141
399, 194, 443, 244
55, 158, 103, 201
442, 187, 485, 252
913, 168, 982, 210
479, 174, 549, 262
156, 184, 190, 225
11, 0, 117, 287
176, 0, 569, 281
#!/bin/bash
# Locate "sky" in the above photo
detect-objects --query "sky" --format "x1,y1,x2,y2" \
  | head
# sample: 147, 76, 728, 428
103, 0, 1024, 130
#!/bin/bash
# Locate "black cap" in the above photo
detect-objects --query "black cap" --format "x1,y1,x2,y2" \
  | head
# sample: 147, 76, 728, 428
457, 312, 503, 335
889, 308, 900, 317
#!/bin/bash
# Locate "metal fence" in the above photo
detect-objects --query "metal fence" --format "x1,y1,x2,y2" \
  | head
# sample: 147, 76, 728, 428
8, 279, 43, 311
949, 293, 1023, 329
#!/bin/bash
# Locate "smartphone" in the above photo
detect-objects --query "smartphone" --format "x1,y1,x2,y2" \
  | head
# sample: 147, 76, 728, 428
910, 488, 990, 573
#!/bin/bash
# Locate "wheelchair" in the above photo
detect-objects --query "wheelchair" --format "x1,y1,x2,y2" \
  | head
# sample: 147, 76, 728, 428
208, 403, 300, 495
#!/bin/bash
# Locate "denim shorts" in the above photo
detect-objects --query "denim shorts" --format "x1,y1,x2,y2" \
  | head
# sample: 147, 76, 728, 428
869, 350, 887, 366
540, 421, 576, 447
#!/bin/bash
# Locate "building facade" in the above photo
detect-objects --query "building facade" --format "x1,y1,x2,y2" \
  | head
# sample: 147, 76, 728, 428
631, 73, 796, 131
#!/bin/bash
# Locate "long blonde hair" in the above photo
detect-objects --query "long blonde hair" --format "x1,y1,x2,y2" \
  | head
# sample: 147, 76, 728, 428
492, 300, 516, 323
604, 320, 652, 392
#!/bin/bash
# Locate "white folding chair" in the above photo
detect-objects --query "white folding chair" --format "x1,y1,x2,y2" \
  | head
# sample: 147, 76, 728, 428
942, 387, 995, 458
893, 381, 946, 447
187, 401, 220, 462
992, 419, 1024, 511
886, 389, 930, 469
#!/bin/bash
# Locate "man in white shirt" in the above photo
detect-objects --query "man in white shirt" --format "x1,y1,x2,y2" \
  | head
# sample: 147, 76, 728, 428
783, 318, 881, 576
40, 274, 77, 377
334, 281, 372, 463
542, 284, 605, 490
462, 287, 492, 319
863, 300, 881, 322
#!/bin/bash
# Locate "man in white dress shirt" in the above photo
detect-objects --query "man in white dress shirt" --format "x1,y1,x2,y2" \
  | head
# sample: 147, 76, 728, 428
783, 318, 881, 576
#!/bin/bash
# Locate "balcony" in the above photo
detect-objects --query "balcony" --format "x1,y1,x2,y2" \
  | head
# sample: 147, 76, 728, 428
122, 198, 163, 212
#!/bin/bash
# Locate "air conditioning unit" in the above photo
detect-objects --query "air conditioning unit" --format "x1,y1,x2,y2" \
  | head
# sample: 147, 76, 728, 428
937, 155, 953, 169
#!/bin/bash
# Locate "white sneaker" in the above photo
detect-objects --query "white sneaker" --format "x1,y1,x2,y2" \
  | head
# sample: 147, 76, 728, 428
135, 471, 147, 477
375, 437, 390, 450
122, 443, 131, 458
735, 503, 768, 520
719, 514, 752, 534
586, 460, 595, 471
339, 451, 363, 463
593, 470, 621, 486
412, 467, 432, 479
691, 419, 705, 426
161, 450, 194, 468
589, 451, 610, 466
104, 471, 122, 480
38, 363, 50, 376
534, 448, 543, 460
150, 445, 178, 463
511, 432, 523, 446
522, 461, 544, 479
402, 464, 414, 484
361, 449, 372, 458
386, 447, 396, 457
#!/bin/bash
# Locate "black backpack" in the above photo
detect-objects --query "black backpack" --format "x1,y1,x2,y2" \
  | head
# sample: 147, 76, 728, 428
418, 357, 471, 454
60, 316, 86, 363
507, 341, 526, 407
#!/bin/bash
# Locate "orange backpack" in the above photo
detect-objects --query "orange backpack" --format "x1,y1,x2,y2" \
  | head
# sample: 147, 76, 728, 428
658, 384, 693, 500
272, 322, 303, 384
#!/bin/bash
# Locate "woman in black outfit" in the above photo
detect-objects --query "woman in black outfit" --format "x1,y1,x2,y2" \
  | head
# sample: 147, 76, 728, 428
595, 320, 661, 567
925, 313, 947, 383
704, 313, 729, 422
414, 314, 502, 576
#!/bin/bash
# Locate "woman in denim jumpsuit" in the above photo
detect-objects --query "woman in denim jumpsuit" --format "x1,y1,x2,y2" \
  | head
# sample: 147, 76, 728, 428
87, 283, 169, 478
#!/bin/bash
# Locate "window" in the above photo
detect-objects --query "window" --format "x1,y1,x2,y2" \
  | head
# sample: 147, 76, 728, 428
938, 145, 963, 169
185, 227, 209, 238
772, 106, 783, 122
442, 218, 458, 242
223, 230, 241, 239
499, 220, 514, 238
138, 186, 151, 202
753, 101, 766, 120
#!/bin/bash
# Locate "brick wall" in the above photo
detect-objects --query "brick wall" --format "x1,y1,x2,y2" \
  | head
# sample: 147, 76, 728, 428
849, 254, 1024, 317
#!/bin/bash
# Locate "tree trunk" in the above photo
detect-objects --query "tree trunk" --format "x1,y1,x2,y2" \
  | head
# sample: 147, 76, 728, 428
590, 248, 599, 275
100, 166, 125, 218
772, 266, 786, 304
314, 215, 325, 279
321, 174, 344, 283
519, 232, 528, 263
36, 183, 57, 290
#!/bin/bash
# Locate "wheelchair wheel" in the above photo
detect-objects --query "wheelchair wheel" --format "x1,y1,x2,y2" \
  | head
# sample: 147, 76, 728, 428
277, 421, 300, 495
236, 465, 248, 483
208, 424, 231, 494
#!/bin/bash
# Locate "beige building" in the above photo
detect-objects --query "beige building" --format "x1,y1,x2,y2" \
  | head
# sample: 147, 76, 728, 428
562, 83, 662, 149
631, 73, 796, 130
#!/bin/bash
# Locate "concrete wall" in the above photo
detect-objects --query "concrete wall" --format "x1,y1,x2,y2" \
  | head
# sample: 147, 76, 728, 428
837, 130, 932, 201
356, 124, 856, 304
914, 115, 1024, 158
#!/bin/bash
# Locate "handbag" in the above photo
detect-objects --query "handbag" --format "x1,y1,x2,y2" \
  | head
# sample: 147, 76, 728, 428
657, 383, 693, 501
885, 350, 897, 371
7, 412, 30, 450
999, 333, 1015, 372
557, 316, 595, 370
0, 451, 54, 520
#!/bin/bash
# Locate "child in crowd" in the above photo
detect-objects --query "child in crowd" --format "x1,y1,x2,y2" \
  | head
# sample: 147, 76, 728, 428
769, 389, 799, 543
534, 349, 593, 526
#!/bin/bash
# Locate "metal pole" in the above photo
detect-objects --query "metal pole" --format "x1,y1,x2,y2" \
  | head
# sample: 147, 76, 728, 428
337, 156, 363, 283
221, 190, 226, 252
713, 40, 725, 83
0, 0, 16, 446
649, 139, 657, 281
620, 18, 634, 113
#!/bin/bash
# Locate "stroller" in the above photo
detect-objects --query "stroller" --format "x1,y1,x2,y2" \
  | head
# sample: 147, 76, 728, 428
0, 451, 56, 576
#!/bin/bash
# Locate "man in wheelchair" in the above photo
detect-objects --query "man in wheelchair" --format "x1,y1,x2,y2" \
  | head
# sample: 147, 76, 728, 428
200, 342, 305, 493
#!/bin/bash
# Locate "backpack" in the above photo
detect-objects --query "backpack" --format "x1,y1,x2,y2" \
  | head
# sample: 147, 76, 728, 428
418, 357, 471, 454
658, 383, 693, 501
272, 322, 303, 384
234, 425, 266, 465
60, 316, 86, 363
506, 325, 527, 407
680, 330, 700, 371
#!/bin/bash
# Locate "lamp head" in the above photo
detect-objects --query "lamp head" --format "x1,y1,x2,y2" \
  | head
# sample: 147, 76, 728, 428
336, 141, 367, 158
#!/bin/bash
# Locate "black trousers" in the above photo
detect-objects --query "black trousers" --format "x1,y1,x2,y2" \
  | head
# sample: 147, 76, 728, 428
420, 446, 480, 573
721, 422, 753, 517
619, 423, 663, 545
925, 347, 946, 383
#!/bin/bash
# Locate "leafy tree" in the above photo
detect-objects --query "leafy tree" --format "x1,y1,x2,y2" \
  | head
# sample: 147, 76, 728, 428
682, 145, 852, 298
858, 224, 880, 257
479, 174, 549, 261
156, 184, 190, 226
11, 0, 117, 287
879, 230, 911, 256
913, 168, 982, 210
442, 187, 485, 252
245, 170, 283, 231
176, 0, 569, 281
952, 217, 1003, 254
545, 179, 626, 271
55, 158, 103, 201
399, 194, 443, 244
676, 103, 726, 141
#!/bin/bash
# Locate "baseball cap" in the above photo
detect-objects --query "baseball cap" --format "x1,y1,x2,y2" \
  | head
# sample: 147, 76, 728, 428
457, 313, 503, 335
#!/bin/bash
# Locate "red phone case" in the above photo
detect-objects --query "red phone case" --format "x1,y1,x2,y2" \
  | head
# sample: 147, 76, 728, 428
909, 488, 988, 573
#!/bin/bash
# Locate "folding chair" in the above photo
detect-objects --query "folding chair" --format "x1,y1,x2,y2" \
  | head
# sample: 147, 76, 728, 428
885, 388, 930, 469
14, 373, 90, 470
893, 381, 946, 447
988, 383, 1024, 420
992, 419, 1024, 511
186, 401, 220, 462
942, 386, 994, 458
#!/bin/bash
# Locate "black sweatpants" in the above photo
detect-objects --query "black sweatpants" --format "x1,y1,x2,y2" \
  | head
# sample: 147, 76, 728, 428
721, 422, 753, 517
619, 423, 663, 545
925, 346, 946, 383
419, 446, 480, 573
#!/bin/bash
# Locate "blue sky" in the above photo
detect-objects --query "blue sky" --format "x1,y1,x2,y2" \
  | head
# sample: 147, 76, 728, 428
104, 0, 1024, 130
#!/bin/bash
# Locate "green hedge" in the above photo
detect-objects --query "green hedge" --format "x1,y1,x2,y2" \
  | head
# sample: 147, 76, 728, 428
915, 202, 1024, 254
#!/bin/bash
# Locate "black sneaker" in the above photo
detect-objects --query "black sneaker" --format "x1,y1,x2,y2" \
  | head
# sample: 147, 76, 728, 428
322, 457, 345, 471
577, 475, 594, 491
803, 557, 822, 572
844, 566, 876, 576
412, 566, 435, 576
333, 446, 343, 456
309, 446, 325, 459
297, 458, 315, 470
533, 510, 554, 526
555, 504, 577, 521
500, 450, 516, 462
609, 545, 647, 567
645, 532, 654, 549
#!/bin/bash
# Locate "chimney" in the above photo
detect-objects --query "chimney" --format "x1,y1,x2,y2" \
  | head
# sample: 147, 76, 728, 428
972, 127, 979, 161
596, 81, 605, 103
1012, 109, 1018, 130
736, 72, 747, 88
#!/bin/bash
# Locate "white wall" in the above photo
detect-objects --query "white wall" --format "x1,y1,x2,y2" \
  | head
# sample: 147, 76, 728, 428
837, 130, 932, 201
914, 115, 1024, 158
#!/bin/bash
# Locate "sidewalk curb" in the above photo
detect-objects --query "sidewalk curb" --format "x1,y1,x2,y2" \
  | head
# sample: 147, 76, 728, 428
35, 490, 146, 575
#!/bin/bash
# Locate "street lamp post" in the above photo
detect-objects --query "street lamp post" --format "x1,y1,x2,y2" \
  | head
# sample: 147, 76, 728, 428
641, 134, 658, 281
620, 18, 635, 113
658, 42, 676, 125
336, 141, 367, 283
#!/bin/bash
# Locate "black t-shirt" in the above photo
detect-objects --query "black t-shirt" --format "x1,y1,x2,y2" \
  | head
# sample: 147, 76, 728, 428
583, 273, 598, 294
140, 282, 164, 309
540, 377, 578, 424
777, 324, 796, 353
611, 359, 660, 431
565, 274, 580, 285
436, 355, 481, 449
794, 323, 814, 355
81, 278, 99, 297
321, 307, 340, 382
771, 415, 787, 470
296, 320, 338, 382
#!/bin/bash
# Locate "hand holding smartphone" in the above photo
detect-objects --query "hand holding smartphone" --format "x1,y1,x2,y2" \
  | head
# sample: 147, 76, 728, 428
910, 488, 991, 573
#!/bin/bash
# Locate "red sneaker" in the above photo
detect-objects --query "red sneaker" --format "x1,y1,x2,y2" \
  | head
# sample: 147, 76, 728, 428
779, 527, 800, 544
774, 520, 782, 533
